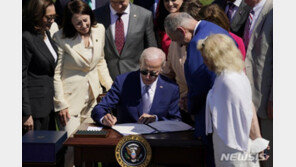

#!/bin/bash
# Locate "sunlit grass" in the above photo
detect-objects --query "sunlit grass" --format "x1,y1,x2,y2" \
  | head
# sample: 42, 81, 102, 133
200, 0, 214, 5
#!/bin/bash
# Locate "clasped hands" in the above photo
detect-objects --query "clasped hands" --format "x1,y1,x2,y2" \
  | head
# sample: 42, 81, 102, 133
102, 113, 156, 127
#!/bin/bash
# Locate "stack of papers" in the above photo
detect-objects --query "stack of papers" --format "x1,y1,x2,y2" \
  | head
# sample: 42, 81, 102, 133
111, 120, 193, 136
112, 123, 156, 136
148, 120, 193, 132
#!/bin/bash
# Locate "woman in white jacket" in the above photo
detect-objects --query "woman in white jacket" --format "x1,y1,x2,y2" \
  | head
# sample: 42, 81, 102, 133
53, 0, 112, 136
198, 34, 269, 167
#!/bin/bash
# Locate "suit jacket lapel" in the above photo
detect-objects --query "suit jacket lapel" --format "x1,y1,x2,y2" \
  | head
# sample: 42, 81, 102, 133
133, 71, 143, 117
149, 77, 164, 115
46, 31, 58, 67
248, 0, 272, 50
230, 2, 252, 31
121, 3, 136, 57
71, 34, 92, 65
90, 26, 100, 67
103, 5, 120, 57
34, 33, 55, 66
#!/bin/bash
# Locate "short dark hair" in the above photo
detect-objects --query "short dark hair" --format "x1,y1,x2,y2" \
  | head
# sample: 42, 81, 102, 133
197, 4, 230, 31
22, 0, 54, 34
179, 0, 203, 21
62, 0, 97, 38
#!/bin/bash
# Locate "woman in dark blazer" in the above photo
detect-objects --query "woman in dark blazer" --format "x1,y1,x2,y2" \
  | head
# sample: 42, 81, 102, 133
22, 0, 58, 132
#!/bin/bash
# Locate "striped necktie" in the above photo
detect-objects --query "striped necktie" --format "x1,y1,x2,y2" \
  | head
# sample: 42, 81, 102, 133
243, 10, 255, 48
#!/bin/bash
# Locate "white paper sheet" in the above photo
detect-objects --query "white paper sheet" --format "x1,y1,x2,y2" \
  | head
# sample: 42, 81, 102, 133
112, 123, 156, 136
148, 120, 193, 132
250, 138, 269, 153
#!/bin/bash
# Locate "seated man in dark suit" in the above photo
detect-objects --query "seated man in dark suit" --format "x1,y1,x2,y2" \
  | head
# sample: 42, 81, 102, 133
91, 47, 181, 126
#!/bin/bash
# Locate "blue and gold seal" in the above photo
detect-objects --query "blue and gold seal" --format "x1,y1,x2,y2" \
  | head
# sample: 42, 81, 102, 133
115, 135, 152, 167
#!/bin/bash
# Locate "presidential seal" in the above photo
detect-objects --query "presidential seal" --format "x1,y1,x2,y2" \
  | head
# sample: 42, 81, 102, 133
115, 135, 152, 167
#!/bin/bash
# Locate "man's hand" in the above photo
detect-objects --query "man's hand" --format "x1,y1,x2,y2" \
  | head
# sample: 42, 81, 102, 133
138, 113, 156, 124
102, 113, 117, 127
267, 101, 273, 120
23, 115, 34, 131
58, 108, 71, 126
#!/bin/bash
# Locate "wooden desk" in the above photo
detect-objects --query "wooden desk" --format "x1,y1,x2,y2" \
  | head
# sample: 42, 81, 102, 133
64, 121, 206, 167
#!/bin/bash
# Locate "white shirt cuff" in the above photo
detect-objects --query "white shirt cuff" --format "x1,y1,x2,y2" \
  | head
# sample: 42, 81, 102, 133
100, 116, 104, 124
153, 115, 158, 122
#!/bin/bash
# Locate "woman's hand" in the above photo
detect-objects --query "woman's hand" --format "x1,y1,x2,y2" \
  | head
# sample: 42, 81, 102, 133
58, 108, 71, 126
23, 115, 34, 131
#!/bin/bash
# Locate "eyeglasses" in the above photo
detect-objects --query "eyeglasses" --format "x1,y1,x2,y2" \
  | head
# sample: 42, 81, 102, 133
44, 14, 57, 22
140, 70, 159, 77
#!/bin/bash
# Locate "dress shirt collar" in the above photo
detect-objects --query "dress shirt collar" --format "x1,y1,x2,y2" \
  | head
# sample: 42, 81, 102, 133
140, 73, 158, 94
109, 3, 130, 16
252, 0, 266, 14
193, 20, 201, 36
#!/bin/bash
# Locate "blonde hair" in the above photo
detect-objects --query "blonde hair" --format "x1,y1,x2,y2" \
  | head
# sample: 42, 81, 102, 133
197, 34, 244, 75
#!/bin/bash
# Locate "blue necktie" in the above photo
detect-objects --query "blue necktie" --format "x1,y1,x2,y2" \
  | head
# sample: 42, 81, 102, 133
142, 85, 151, 114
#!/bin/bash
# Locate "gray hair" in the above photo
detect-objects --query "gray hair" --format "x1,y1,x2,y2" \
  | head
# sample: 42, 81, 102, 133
164, 12, 194, 34
140, 47, 166, 67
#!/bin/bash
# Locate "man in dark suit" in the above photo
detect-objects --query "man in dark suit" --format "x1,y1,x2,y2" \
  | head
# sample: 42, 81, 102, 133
91, 47, 181, 126
94, 0, 157, 80
213, 0, 252, 37
54, 0, 109, 25
164, 12, 233, 167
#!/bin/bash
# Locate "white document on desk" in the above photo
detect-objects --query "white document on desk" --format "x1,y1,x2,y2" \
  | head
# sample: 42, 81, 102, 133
112, 123, 156, 136
148, 120, 193, 132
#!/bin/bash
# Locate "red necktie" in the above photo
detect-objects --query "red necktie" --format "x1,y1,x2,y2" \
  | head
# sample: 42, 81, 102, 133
243, 10, 255, 48
115, 13, 125, 55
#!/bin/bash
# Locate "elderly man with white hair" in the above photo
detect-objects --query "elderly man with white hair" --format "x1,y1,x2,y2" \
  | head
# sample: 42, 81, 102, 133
91, 47, 181, 126
164, 12, 233, 167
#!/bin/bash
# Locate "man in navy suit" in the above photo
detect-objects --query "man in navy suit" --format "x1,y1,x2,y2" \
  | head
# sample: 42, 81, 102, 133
91, 47, 181, 126
164, 12, 233, 167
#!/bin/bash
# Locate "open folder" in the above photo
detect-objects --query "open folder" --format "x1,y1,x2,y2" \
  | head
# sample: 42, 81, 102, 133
111, 120, 194, 136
